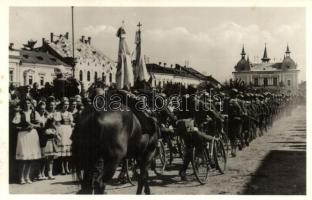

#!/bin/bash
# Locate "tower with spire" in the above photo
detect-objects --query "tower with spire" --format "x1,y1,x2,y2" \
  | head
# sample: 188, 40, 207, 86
233, 42, 299, 93
241, 44, 246, 59
285, 44, 291, 57
261, 43, 270, 63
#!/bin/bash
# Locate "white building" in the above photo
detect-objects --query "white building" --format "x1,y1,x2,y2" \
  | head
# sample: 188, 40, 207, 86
232, 44, 299, 93
146, 63, 220, 88
41, 33, 116, 88
9, 43, 71, 87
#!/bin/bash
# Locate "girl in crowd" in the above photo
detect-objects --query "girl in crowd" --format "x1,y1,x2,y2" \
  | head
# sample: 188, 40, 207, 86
69, 99, 79, 124
13, 99, 42, 184
43, 118, 60, 179
46, 99, 62, 175
36, 102, 48, 180
58, 98, 74, 175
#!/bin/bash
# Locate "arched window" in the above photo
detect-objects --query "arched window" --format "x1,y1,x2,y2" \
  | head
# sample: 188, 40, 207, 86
87, 71, 90, 81
79, 70, 83, 81
109, 73, 112, 83
94, 72, 98, 81
102, 72, 106, 82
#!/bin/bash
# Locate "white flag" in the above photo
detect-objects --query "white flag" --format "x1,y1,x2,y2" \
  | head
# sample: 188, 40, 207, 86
116, 26, 134, 89
133, 29, 150, 82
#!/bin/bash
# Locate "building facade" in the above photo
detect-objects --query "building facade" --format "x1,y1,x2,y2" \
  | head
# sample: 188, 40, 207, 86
232, 44, 299, 93
10, 32, 219, 90
147, 63, 220, 88
9, 42, 71, 88
40, 33, 116, 88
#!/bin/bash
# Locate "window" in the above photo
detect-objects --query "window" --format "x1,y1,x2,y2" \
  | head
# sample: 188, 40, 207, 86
9, 70, 13, 82
263, 78, 268, 86
79, 70, 83, 81
273, 77, 278, 86
94, 72, 98, 81
40, 77, 44, 86
288, 80, 291, 86
254, 78, 258, 86
28, 75, 33, 85
102, 72, 106, 82
87, 71, 91, 81
109, 73, 112, 83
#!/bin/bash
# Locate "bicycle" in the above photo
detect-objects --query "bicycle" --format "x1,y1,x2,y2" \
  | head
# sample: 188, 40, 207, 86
191, 135, 227, 184
124, 139, 166, 186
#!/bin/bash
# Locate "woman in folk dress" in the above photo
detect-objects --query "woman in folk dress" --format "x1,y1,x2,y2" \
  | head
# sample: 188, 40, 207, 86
36, 101, 49, 180
58, 99, 75, 174
13, 99, 41, 184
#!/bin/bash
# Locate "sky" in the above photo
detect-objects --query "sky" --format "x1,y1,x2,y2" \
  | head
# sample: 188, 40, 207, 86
9, 7, 306, 82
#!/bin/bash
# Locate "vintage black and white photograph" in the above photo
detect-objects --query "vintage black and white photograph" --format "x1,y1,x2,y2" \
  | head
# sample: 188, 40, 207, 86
4, 2, 308, 195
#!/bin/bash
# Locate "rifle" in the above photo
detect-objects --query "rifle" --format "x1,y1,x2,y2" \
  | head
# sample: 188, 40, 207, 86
241, 114, 259, 124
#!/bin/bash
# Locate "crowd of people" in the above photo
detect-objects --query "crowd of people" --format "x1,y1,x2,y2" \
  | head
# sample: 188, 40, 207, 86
9, 78, 302, 185
9, 82, 86, 184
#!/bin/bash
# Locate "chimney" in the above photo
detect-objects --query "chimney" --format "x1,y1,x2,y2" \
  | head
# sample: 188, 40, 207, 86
170, 64, 173, 68
65, 32, 69, 39
158, 62, 162, 66
81, 35, 85, 42
50, 32, 54, 43
42, 38, 45, 45
87, 36, 91, 45
9, 43, 14, 50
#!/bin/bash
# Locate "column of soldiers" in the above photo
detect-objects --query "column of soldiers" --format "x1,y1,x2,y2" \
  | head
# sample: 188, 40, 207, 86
9, 79, 300, 184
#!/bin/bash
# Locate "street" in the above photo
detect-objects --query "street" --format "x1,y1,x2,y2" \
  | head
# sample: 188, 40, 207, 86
10, 104, 306, 195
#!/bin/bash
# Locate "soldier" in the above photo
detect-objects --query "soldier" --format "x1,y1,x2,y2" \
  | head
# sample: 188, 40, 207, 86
227, 88, 244, 157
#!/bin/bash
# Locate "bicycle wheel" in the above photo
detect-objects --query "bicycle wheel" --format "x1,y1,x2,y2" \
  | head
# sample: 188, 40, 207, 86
213, 140, 227, 174
153, 140, 166, 174
220, 132, 231, 156
126, 158, 139, 186
177, 135, 186, 160
191, 146, 209, 184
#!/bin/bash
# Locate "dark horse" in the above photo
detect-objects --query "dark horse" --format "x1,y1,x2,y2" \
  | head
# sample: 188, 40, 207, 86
71, 93, 160, 194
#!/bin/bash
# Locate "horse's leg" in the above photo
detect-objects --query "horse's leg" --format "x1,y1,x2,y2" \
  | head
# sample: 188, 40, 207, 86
80, 167, 93, 194
137, 148, 156, 195
94, 155, 123, 194
117, 159, 127, 184
136, 163, 144, 195
90, 158, 106, 194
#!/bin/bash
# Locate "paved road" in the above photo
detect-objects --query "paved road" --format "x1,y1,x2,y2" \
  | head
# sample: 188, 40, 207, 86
10, 105, 306, 194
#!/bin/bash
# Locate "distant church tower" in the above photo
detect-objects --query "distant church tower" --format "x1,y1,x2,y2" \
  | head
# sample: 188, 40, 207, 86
261, 43, 270, 63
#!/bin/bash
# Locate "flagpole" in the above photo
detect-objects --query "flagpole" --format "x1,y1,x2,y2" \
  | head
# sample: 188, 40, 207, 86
71, 6, 75, 78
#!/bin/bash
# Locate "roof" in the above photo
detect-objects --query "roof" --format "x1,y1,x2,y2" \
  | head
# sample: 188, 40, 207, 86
46, 35, 114, 67
235, 58, 251, 71
146, 63, 199, 79
181, 67, 207, 80
282, 56, 297, 70
9, 49, 71, 67
146, 63, 221, 85
250, 62, 282, 71
205, 75, 221, 86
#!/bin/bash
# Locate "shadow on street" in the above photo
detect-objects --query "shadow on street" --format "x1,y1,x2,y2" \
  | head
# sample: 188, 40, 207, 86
243, 150, 306, 195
